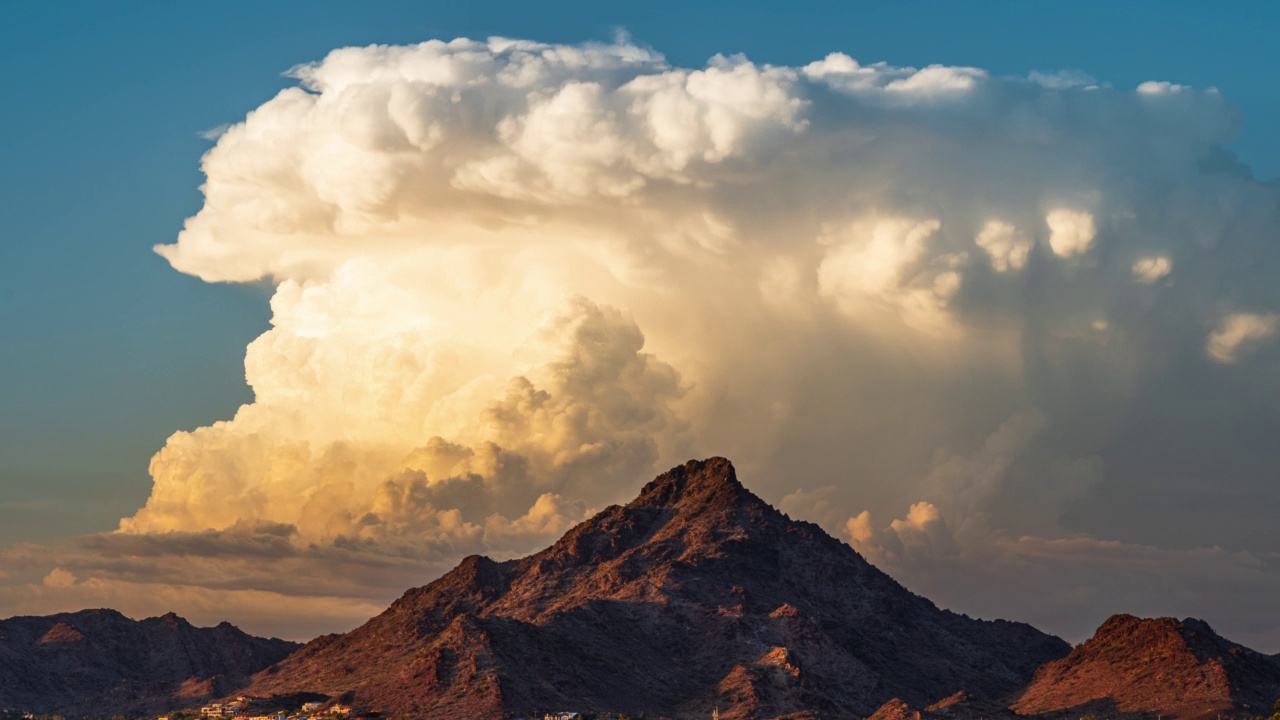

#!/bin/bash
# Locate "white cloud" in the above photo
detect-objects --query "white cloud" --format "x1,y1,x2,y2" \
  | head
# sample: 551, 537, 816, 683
975, 220, 1033, 272
884, 65, 985, 96
43, 568, 76, 588
1028, 70, 1096, 89
802, 53, 986, 101
1046, 208, 1097, 258
1207, 312, 1279, 363
7, 35, 1280, 648
1137, 81, 1190, 95
817, 218, 940, 299
1131, 256, 1172, 283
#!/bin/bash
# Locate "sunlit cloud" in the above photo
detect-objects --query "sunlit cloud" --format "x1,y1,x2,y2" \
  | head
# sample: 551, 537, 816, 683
5, 36, 1280, 646
1131, 256, 1172, 283
1207, 312, 1278, 363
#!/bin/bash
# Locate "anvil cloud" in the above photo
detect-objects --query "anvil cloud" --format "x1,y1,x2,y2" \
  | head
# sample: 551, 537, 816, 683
5, 36, 1280, 645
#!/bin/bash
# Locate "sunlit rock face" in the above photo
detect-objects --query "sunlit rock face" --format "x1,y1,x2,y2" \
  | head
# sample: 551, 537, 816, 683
1011, 614, 1280, 720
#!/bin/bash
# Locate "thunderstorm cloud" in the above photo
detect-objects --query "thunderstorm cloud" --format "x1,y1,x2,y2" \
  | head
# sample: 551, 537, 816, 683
5, 36, 1280, 646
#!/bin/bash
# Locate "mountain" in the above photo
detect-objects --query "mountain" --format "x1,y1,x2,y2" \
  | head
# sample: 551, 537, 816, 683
0, 609, 299, 716
1010, 614, 1280, 720
244, 457, 1069, 719
867, 691, 1022, 720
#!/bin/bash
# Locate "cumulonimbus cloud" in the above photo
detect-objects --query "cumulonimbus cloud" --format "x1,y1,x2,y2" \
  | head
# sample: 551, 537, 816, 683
4, 36, 1280, 645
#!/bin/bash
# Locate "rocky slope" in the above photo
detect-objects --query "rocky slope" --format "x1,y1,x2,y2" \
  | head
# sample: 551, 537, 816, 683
1010, 614, 1280, 720
867, 691, 1022, 720
0, 609, 298, 715
244, 457, 1069, 719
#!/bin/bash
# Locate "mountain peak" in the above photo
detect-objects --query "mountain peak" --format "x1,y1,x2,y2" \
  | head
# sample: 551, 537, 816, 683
630, 456, 748, 510
1012, 613, 1280, 720
1087, 614, 1237, 663
159, 611, 189, 626
245, 457, 1070, 719
39, 622, 86, 644
1095, 612, 1191, 634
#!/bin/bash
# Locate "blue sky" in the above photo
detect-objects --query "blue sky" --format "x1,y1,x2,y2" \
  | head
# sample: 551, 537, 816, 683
2, 1, 1280, 639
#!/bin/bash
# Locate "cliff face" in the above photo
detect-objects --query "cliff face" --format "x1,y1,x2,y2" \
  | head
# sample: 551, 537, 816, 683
1011, 614, 1280, 720
246, 457, 1069, 719
0, 609, 299, 715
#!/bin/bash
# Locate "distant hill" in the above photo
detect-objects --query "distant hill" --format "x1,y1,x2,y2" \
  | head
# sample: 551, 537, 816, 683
867, 691, 1022, 720
1010, 613, 1280, 720
242, 457, 1069, 719
0, 609, 298, 716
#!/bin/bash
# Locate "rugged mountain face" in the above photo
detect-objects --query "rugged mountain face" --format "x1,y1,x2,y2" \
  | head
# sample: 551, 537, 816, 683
1010, 614, 1280, 720
245, 457, 1069, 719
0, 609, 299, 715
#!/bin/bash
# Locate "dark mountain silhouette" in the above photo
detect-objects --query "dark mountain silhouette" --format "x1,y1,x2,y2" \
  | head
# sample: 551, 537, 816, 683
0, 608, 298, 716
243, 457, 1069, 719
1010, 614, 1280, 720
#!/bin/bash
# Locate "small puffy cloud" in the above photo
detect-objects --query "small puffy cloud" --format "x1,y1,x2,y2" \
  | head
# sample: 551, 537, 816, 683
846, 511, 876, 548
847, 501, 958, 567
892, 501, 957, 555
43, 568, 76, 588
884, 65, 985, 96
802, 53, 986, 101
485, 493, 577, 543
1046, 209, 1097, 258
975, 220, 1033, 272
1207, 312, 1279, 363
1138, 81, 1190, 95
1131, 256, 1172, 283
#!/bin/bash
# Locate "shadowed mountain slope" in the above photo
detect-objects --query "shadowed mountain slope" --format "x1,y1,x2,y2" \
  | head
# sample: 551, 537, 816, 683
245, 457, 1069, 719
0, 609, 299, 715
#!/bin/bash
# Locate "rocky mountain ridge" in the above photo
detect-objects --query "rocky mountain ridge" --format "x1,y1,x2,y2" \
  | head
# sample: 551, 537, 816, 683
241, 457, 1069, 719
5, 459, 1279, 720
1010, 613, 1280, 720
0, 608, 298, 716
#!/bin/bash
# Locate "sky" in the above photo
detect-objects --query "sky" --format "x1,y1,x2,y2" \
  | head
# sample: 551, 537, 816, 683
2, 1, 1280, 647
